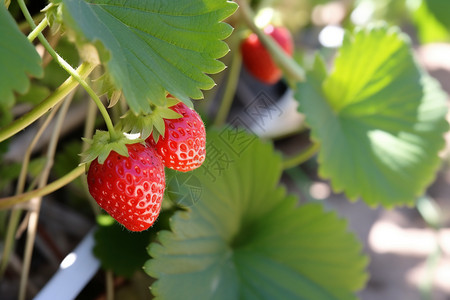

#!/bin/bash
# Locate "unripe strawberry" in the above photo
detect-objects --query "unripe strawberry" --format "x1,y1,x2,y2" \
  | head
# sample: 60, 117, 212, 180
241, 25, 294, 84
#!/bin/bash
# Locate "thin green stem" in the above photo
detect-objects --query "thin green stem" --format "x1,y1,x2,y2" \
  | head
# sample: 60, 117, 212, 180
0, 165, 85, 210
17, 103, 64, 195
236, 0, 305, 83
0, 209, 22, 278
213, 40, 242, 127
0, 204, 22, 258
43, 45, 116, 138
82, 97, 101, 215
0, 62, 96, 143
17, 0, 116, 140
16, 0, 35, 30
39, 39, 116, 138
0, 101, 63, 278
27, 16, 48, 42
19, 92, 75, 300
282, 142, 320, 170
18, 12, 45, 32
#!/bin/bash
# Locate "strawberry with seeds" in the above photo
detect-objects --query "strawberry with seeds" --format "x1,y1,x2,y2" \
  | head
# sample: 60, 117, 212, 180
146, 101, 206, 172
121, 95, 206, 172
82, 131, 165, 231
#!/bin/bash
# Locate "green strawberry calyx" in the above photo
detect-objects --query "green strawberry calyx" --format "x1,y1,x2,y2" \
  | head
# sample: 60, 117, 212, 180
80, 130, 144, 165
120, 97, 182, 143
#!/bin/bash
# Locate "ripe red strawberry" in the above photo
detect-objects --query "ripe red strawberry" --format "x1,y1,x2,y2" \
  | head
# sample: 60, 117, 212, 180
146, 102, 206, 172
87, 143, 165, 232
241, 25, 294, 84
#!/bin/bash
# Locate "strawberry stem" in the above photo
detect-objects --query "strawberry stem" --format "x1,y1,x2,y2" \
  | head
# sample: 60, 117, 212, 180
214, 32, 242, 127
27, 16, 48, 42
0, 98, 64, 278
236, 0, 306, 83
0, 62, 96, 143
282, 142, 319, 170
0, 165, 85, 209
18, 90, 75, 300
17, 0, 118, 141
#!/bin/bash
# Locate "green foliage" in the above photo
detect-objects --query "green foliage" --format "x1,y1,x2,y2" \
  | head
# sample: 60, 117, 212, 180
58, 0, 237, 113
53, 140, 84, 189
409, 0, 450, 43
0, 4, 43, 109
40, 37, 80, 89
80, 130, 143, 164
423, 0, 450, 29
0, 108, 12, 157
295, 24, 448, 206
145, 129, 368, 300
16, 83, 51, 105
120, 97, 181, 141
93, 215, 156, 278
94, 209, 175, 277
164, 169, 203, 208
0, 162, 21, 192
0, 158, 46, 192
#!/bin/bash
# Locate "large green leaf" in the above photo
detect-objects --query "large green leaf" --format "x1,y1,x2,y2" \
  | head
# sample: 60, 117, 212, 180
0, 4, 43, 108
145, 129, 368, 300
59, 0, 237, 113
295, 24, 448, 206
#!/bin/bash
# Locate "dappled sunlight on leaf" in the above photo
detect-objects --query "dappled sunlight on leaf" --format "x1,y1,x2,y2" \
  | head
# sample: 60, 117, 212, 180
296, 24, 448, 206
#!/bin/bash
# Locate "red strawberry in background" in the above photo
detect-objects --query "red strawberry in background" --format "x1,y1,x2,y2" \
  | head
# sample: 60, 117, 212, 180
241, 25, 294, 84
87, 143, 165, 232
146, 101, 206, 172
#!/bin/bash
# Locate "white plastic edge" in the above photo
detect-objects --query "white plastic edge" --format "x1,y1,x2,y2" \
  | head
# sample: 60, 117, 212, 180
34, 228, 100, 300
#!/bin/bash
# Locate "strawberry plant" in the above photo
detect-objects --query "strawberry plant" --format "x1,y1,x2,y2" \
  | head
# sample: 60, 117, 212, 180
0, 0, 449, 299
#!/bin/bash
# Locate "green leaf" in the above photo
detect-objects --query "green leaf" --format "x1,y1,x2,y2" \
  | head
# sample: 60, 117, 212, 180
164, 169, 203, 208
94, 215, 156, 278
16, 83, 51, 105
0, 162, 21, 191
0, 158, 45, 191
0, 4, 43, 108
145, 129, 368, 300
0, 107, 12, 157
409, 0, 449, 43
423, 0, 450, 30
94, 209, 176, 277
60, 0, 237, 113
295, 24, 448, 206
